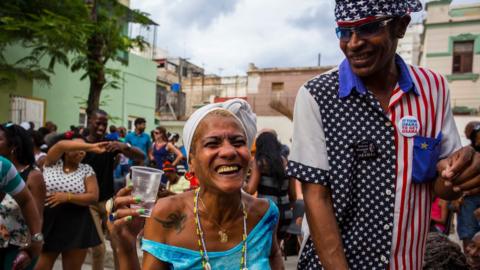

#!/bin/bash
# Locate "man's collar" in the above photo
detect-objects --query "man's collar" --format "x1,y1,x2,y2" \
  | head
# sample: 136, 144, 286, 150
338, 58, 368, 98
338, 54, 419, 98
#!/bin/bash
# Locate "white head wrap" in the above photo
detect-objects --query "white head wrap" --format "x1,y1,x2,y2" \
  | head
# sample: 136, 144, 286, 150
183, 98, 257, 162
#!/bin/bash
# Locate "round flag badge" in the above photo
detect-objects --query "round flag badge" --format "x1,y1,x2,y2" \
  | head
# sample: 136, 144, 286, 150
398, 116, 419, 137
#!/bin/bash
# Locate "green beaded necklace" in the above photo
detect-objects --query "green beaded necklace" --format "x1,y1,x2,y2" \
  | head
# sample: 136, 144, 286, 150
193, 188, 248, 270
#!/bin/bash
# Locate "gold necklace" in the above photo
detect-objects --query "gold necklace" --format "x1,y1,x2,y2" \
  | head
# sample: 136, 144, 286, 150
194, 188, 248, 270
198, 197, 239, 243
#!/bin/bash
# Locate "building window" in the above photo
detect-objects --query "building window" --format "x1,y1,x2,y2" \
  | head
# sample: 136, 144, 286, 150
10, 96, 45, 128
79, 108, 87, 127
271, 82, 284, 92
452, 41, 474, 74
127, 116, 137, 131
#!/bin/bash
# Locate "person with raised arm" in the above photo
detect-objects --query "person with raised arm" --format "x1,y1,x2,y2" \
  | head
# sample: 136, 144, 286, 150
34, 132, 107, 270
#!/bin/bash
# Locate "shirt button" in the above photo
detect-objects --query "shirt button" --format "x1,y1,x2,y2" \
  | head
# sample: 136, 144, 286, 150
381, 255, 388, 263
386, 189, 392, 196
384, 224, 390, 230
385, 122, 392, 127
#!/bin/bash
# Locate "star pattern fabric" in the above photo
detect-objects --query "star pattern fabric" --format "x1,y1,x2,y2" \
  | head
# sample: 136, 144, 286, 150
288, 70, 397, 269
335, 0, 422, 22
288, 52, 462, 269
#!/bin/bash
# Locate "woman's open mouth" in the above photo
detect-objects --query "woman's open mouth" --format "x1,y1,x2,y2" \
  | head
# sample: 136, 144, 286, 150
216, 165, 241, 175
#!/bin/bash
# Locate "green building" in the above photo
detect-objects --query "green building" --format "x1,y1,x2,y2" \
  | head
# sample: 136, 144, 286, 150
0, 44, 157, 132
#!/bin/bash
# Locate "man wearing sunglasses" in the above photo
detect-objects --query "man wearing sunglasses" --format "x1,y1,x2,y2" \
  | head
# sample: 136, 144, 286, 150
287, 0, 480, 269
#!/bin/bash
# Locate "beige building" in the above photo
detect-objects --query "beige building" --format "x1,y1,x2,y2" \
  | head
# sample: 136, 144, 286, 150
246, 64, 332, 117
421, 0, 480, 113
247, 64, 332, 145
182, 75, 247, 116
182, 64, 332, 117
397, 23, 423, 65
154, 57, 204, 121
181, 64, 332, 145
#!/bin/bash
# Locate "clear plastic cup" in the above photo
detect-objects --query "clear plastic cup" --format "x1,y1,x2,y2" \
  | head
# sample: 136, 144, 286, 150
130, 166, 164, 217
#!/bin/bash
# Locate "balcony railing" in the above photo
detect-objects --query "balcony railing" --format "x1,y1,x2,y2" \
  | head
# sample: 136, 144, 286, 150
155, 86, 186, 120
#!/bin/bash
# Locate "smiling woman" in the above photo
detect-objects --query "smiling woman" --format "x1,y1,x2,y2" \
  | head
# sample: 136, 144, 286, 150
189, 110, 251, 195
108, 99, 284, 270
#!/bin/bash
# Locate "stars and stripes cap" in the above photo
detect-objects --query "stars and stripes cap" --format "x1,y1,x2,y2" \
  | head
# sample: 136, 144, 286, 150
335, 0, 422, 26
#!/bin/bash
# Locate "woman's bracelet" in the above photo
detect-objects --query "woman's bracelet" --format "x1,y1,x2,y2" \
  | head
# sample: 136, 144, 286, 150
67, 192, 72, 202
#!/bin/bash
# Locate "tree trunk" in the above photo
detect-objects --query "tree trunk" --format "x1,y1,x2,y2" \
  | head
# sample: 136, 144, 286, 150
85, 0, 105, 119
86, 74, 104, 117
85, 30, 105, 118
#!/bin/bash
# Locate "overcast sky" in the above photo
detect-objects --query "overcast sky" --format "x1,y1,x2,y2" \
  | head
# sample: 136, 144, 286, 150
130, 0, 479, 76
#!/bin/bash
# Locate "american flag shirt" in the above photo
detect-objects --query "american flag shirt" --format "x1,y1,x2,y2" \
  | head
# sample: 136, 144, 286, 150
287, 54, 461, 269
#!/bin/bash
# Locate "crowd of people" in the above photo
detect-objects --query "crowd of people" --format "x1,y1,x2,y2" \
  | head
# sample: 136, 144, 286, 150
1, 0, 480, 270
0, 106, 301, 270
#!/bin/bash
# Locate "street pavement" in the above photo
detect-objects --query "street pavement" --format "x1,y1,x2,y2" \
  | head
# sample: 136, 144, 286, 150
53, 255, 299, 269
285, 255, 299, 269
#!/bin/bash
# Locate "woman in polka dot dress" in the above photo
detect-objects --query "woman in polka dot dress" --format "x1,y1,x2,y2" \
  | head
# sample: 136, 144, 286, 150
35, 132, 108, 270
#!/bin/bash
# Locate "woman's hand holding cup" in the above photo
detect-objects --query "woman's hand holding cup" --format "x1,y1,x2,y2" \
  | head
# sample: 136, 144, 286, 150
106, 183, 146, 253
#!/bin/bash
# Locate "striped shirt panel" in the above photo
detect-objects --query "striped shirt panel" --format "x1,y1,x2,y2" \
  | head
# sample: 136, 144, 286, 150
0, 156, 25, 196
388, 66, 461, 270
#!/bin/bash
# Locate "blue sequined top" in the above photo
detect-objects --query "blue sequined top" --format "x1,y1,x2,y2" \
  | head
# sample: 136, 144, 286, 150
142, 200, 279, 270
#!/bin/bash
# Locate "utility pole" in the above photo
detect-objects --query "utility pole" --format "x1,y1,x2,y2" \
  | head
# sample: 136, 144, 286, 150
201, 62, 205, 102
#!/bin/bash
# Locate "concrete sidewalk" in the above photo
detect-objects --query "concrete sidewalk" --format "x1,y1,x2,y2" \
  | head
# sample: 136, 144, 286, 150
53, 253, 299, 270
53, 238, 299, 269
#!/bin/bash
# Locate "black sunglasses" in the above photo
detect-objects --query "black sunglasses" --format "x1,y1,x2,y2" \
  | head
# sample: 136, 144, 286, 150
336, 17, 394, 42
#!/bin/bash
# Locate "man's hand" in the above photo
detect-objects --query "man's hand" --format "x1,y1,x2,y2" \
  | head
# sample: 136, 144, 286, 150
88, 141, 109, 154
450, 198, 464, 213
105, 141, 125, 153
112, 142, 146, 161
437, 146, 480, 196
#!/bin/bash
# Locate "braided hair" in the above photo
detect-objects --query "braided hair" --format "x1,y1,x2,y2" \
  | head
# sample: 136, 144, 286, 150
423, 232, 468, 270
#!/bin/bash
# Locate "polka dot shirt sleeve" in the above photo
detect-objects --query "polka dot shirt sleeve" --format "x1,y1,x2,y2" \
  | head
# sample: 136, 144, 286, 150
82, 164, 96, 178
286, 86, 330, 186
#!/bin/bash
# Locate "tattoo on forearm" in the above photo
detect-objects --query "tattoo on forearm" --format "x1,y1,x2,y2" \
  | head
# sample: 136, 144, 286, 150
153, 212, 186, 234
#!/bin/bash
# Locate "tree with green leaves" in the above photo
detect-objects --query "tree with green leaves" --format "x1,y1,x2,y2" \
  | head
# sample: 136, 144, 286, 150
0, 0, 155, 118
73, 0, 154, 117
0, 0, 91, 85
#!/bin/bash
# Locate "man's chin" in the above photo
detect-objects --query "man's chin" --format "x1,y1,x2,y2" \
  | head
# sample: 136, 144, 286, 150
350, 65, 375, 78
